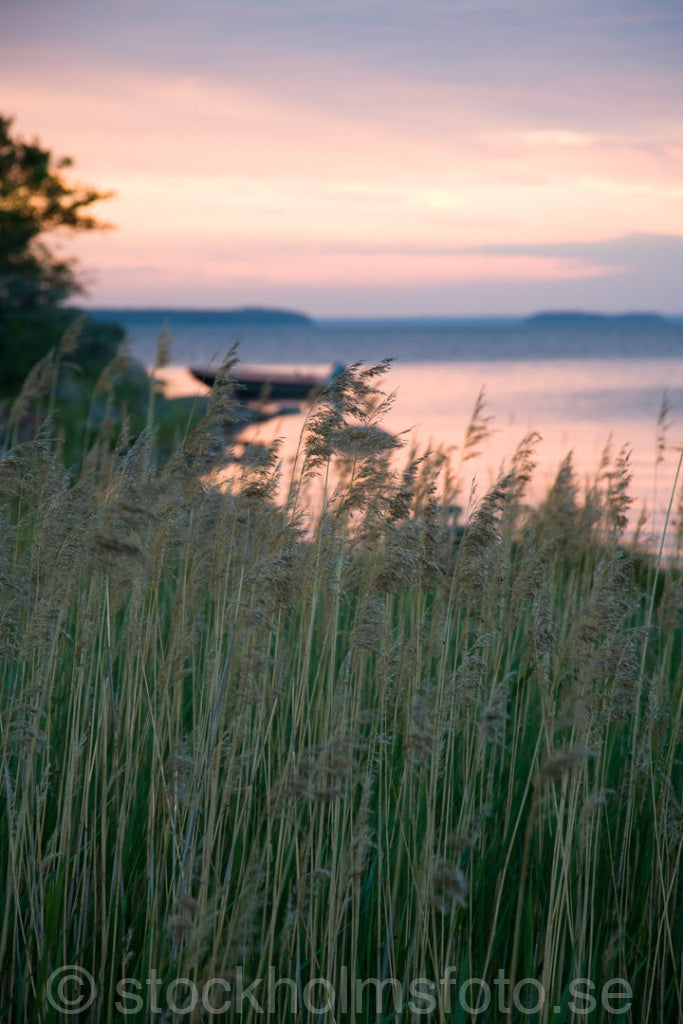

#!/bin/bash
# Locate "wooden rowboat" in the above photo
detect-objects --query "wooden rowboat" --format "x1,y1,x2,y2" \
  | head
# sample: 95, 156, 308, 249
190, 364, 343, 401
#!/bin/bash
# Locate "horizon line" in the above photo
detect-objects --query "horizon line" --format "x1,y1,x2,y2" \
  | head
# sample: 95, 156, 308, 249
83, 306, 683, 321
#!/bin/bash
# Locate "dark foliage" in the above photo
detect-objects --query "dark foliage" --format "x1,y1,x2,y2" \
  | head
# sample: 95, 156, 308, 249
0, 115, 119, 394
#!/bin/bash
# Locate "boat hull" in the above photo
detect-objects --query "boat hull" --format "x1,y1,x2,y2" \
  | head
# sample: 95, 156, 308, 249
190, 367, 339, 400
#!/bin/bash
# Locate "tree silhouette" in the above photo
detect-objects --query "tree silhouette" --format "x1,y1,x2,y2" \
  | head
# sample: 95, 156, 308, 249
0, 115, 121, 394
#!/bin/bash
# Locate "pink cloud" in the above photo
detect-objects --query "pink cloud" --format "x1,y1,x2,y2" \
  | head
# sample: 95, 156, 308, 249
3, 54, 681, 310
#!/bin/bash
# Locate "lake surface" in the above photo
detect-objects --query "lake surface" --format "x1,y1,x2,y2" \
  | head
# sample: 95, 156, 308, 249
90, 309, 683, 549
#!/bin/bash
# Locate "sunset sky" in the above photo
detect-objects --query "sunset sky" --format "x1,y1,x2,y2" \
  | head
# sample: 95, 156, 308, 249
2, 0, 683, 315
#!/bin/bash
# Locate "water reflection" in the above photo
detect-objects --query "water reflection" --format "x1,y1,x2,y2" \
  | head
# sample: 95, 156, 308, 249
157, 357, 683, 550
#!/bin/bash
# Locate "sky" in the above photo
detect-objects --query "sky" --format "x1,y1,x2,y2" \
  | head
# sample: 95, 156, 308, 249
2, 0, 683, 316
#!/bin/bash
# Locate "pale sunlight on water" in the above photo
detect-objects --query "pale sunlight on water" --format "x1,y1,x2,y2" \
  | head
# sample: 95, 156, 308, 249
155, 355, 683, 550
101, 311, 682, 549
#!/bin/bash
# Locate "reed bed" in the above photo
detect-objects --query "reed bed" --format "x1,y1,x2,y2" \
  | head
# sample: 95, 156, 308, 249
0, 351, 681, 1022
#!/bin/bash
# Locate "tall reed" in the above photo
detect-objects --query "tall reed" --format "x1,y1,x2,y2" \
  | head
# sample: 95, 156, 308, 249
0, 353, 681, 1022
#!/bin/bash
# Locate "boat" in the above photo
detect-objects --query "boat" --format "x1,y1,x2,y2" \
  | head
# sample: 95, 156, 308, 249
190, 364, 344, 401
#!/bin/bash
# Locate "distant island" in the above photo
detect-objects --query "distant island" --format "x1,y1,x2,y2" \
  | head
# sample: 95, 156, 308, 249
89, 306, 314, 326
202, 307, 313, 326
526, 311, 668, 327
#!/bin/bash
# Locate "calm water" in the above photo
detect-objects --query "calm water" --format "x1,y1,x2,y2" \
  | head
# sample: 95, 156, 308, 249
91, 309, 683, 545
91, 309, 683, 367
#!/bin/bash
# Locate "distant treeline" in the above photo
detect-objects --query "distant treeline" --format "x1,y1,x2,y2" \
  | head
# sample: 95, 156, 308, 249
526, 311, 669, 327
91, 306, 314, 327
